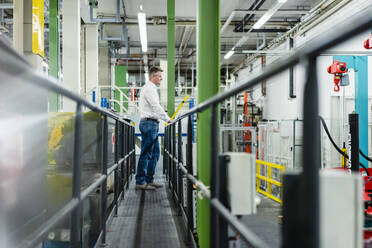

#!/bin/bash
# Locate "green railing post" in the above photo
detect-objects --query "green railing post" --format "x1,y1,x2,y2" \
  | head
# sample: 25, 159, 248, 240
167, 0, 175, 116
197, 0, 220, 247
49, 0, 59, 111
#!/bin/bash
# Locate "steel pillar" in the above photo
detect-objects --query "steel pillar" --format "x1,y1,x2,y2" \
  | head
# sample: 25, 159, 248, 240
49, 0, 59, 111
167, 0, 175, 116
197, 0, 220, 247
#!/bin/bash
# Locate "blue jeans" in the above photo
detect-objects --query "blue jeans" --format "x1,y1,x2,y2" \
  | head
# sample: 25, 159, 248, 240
135, 120, 160, 185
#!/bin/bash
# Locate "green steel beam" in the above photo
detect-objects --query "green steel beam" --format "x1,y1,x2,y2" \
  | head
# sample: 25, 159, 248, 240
49, 0, 59, 112
197, 0, 220, 247
114, 65, 128, 112
167, 0, 175, 116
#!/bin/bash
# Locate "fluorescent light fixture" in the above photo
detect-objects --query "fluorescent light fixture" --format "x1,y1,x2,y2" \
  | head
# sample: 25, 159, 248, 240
138, 12, 148, 53
224, 50, 235, 60
253, 1, 286, 29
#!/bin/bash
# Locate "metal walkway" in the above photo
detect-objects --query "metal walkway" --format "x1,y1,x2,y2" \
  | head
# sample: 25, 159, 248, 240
105, 163, 183, 248
240, 197, 281, 248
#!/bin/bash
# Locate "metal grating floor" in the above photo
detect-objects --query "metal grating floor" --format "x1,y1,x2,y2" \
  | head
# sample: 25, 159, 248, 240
105, 164, 182, 248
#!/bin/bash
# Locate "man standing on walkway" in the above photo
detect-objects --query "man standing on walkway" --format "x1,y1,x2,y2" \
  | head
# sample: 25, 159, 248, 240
135, 66, 172, 190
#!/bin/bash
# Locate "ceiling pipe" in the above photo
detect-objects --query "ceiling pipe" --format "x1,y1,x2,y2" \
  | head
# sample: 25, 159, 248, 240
224, 0, 287, 61
99, 23, 121, 40
220, 11, 236, 35
231, 0, 352, 74
176, 26, 194, 65
274, 0, 339, 41
104, 19, 294, 27
234, 0, 267, 32
256, 33, 266, 50
235, 9, 309, 15
90, 0, 121, 23
238, 28, 288, 33
241, 50, 288, 54
222, 0, 266, 61
99, 21, 129, 43
295, 0, 351, 37
122, 21, 130, 54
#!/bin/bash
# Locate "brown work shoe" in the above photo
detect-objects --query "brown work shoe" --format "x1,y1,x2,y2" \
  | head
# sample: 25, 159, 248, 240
135, 184, 156, 190
148, 182, 163, 188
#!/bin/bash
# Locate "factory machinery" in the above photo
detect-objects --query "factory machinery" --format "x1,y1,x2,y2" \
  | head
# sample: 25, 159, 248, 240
320, 113, 372, 244
1, 7, 371, 248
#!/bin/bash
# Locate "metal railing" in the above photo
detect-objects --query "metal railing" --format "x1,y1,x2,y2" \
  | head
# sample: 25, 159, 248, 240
256, 160, 286, 204
0, 38, 136, 248
163, 10, 372, 248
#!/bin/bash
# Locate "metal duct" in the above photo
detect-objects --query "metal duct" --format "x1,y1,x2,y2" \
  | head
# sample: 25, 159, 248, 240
90, 0, 121, 23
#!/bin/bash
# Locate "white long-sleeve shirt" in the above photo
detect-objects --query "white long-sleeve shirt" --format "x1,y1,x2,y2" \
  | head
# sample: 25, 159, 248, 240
139, 81, 170, 122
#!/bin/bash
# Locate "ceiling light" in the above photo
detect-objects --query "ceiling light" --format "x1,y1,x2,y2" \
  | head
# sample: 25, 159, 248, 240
138, 12, 148, 53
224, 50, 235, 60
253, 1, 286, 29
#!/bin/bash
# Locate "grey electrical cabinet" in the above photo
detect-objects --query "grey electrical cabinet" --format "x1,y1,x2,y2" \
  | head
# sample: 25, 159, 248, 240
222, 153, 257, 215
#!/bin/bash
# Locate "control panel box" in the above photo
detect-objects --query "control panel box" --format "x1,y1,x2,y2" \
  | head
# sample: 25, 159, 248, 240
222, 153, 257, 215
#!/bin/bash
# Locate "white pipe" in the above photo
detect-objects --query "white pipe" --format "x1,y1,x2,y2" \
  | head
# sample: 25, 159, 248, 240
176, 26, 192, 65
295, 0, 352, 37
178, 27, 187, 57
220, 11, 236, 35
230, 9, 309, 15
308, 0, 335, 14
242, 50, 288, 54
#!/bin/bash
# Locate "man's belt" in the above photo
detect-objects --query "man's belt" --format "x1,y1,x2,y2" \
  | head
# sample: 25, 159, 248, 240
141, 118, 159, 123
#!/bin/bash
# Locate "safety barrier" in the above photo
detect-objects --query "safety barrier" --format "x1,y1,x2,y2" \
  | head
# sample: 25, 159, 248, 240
163, 12, 372, 248
256, 160, 286, 204
0, 38, 136, 248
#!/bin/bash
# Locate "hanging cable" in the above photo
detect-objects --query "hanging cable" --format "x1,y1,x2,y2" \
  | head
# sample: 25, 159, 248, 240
360, 149, 372, 163
319, 116, 345, 156
319, 116, 369, 176
360, 163, 369, 175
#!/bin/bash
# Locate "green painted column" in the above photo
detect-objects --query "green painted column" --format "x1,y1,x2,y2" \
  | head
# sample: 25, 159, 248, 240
197, 0, 220, 247
49, 0, 59, 111
114, 65, 128, 113
167, 0, 175, 116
